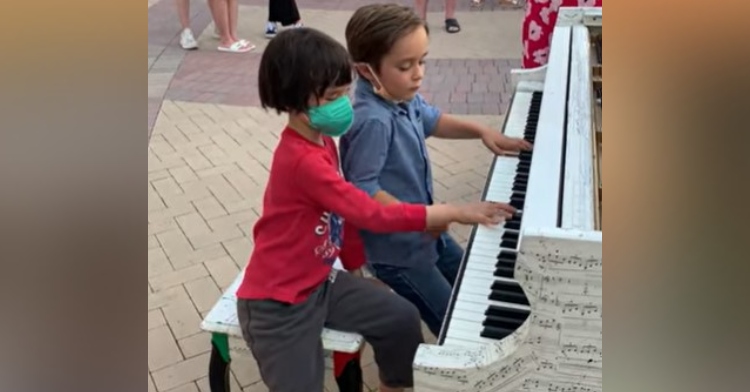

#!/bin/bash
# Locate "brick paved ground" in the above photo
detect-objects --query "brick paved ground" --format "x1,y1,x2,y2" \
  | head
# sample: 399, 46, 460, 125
148, 1, 525, 391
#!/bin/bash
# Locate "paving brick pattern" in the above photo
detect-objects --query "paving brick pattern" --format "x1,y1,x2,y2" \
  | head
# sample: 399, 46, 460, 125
148, 1, 525, 390
166, 55, 520, 115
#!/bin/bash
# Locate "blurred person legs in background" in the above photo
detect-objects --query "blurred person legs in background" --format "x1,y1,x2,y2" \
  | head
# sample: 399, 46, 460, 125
265, 0, 304, 38
208, 0, 255, 53
176, 0, 198, 50
413, 0, 460, 33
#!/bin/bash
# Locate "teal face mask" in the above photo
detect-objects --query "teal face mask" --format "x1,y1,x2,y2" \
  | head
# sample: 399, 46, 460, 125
307, 95, 354, 137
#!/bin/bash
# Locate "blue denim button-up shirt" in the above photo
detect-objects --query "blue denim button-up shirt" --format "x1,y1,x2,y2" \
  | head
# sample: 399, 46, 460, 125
340, 78, 443, 268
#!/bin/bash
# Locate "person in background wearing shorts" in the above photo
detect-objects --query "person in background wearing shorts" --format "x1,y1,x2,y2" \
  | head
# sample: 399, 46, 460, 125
175, 0, 198, 50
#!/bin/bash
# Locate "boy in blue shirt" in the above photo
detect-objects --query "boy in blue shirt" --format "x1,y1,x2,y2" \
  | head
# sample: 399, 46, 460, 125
340, 3, 532, 337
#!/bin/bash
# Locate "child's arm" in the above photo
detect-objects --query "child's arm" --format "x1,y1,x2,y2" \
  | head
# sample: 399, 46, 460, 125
295, 154, 513, 232
431, 113, 490, 139
415, 94, 533, 153
373, 190, 400, 205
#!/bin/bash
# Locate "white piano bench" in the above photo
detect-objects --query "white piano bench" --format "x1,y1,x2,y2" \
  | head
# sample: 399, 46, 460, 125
200, 262, 365, 392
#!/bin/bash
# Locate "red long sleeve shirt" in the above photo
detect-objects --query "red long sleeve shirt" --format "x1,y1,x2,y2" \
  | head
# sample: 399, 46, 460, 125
236, 128, 427, 304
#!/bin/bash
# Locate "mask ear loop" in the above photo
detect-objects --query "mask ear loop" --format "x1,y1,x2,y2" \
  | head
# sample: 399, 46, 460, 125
356, 63, 399, 102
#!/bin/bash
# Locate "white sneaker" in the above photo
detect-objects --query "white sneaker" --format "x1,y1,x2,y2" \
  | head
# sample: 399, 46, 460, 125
180, 28, 198, 50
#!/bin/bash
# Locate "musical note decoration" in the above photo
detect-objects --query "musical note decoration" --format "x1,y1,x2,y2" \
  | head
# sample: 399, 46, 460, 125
413, 227, 602, 391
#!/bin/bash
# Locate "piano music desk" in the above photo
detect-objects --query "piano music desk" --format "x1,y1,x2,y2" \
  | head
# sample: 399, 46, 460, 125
200, 261, 365, 392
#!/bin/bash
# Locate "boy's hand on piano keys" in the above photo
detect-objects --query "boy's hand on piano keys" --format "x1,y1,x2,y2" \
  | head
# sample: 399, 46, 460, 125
454, 201, 516, 226
480, 130, 533, 156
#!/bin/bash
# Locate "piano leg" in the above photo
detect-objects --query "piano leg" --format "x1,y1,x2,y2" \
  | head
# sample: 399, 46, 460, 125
333, 351, 364, 392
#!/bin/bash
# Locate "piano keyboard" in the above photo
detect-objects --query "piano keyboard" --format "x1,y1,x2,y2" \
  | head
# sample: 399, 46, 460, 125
440, 90, 542, 348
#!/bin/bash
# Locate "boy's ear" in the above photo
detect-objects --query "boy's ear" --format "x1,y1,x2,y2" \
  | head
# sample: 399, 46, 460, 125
354, 63, 381, 88
354, 63, 373, 80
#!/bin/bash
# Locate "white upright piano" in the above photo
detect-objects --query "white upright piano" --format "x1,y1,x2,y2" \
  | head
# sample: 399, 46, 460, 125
413, 7, 603, 392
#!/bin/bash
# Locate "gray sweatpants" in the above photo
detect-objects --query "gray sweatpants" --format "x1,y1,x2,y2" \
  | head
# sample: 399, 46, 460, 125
237, 269, 423, 392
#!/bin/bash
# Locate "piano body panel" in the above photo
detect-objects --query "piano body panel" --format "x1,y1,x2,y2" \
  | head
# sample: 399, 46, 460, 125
562, 25, 597, 232
510, 65, 547, 88
556, 6, 603, 27
521, 25, 571, 230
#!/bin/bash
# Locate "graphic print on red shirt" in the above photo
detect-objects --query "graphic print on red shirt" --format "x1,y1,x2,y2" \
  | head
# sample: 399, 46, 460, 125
314, 211, 344, 263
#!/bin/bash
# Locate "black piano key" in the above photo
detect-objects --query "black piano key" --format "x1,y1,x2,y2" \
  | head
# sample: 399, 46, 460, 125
507, 215, 522, 224
502, 231, 519, 242
496, 255, 515, 266
492, 280, 525, 295
510, 199, 524, 210
500, 239, 517, 249
504, 220, 520, 231
480, 325, 515, 340
510, 197, 525, 207
486, 304, 530, 320
495, 258, 515, 270
489, 289, 530, 306
494, 266, 515, 278
490, 281, 528, 303
482, 314, 526, 330
489, 290, 529, 306
507, 214, 522, 224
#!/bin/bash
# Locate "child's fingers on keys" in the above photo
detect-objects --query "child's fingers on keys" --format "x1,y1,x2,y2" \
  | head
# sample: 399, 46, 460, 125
484, 214, 504, 225
492, 202, 516, 214
490, 143, 505, 155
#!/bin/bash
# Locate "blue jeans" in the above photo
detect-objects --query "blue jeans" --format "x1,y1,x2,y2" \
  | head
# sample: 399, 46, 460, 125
370, 234, 464, 337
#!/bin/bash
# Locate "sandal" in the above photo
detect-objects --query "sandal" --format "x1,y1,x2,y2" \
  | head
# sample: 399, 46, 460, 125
218, 40, 255, 53
445, 18, 461, 34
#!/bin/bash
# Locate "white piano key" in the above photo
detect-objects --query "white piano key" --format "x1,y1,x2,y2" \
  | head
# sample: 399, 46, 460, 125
453, 290, 531, 313
450, 301, 490, 316
442, 336, 485, 348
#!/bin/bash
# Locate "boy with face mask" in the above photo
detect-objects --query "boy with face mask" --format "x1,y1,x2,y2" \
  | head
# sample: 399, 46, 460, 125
340, 4, 534, 340
236, 28, 515, 392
